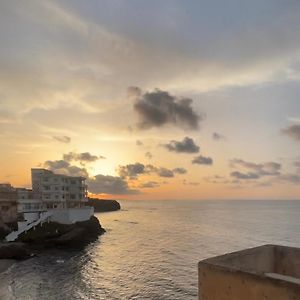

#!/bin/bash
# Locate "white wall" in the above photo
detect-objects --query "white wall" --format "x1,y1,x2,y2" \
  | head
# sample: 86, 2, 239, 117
50, 207, 94, 224
23, 212, 40, 223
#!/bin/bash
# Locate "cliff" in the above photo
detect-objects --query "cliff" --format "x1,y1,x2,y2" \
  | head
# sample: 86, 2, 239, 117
87, 198, 121, 212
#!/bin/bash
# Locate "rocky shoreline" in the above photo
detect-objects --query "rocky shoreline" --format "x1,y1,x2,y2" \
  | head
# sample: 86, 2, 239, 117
0, 199, 121, 263
0, 216, 105, 261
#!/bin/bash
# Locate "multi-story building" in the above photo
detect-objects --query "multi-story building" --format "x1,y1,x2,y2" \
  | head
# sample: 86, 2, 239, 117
4, 169, 94, 242
31, 169, 88, 209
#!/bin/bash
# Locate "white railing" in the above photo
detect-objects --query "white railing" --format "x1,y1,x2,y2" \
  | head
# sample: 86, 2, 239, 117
5, 211, 53, 242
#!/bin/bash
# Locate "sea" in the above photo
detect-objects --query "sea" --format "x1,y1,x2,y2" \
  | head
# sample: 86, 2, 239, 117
1, 200, 299, 300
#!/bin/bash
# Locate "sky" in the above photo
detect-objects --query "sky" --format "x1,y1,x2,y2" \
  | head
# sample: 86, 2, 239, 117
0, 0, 300, 200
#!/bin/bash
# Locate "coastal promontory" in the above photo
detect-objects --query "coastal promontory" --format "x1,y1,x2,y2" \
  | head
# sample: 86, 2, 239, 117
87, 198, 121, 212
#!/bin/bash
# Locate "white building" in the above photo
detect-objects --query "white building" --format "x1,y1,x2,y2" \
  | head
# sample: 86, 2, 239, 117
31, 168, 88, 208
5, 169, 94, 242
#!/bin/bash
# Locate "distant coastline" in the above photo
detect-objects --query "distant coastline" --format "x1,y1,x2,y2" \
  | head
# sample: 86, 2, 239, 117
87, 198, 121, 212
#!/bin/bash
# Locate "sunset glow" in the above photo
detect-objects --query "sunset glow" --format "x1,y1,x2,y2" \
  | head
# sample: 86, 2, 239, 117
1, 1, 300, 200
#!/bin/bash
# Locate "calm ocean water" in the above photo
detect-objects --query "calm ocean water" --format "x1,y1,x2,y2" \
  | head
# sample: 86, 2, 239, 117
1, 200, 300, 299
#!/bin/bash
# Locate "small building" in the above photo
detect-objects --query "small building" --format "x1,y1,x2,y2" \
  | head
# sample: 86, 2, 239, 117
0, 184, 18, 233
198, 244, 300, 300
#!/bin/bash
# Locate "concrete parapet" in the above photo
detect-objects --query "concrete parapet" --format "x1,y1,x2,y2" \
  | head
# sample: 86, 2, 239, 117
198, 245, 300, 300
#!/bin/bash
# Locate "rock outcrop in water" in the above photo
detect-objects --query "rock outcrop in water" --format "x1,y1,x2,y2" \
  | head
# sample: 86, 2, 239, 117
0, 216, 105, 259
0, 200, 119, 258
17, 216, 105, 248
87, 198, 121, 212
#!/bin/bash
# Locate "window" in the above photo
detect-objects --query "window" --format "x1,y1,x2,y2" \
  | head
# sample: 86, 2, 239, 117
24, 204, 31, 210
70, 194, 76, 200
1, 206, 9, 211
44, 193, 51, 199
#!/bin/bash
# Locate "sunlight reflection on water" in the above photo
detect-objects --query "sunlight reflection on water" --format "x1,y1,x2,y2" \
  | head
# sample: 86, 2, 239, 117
3, 200, 300, 299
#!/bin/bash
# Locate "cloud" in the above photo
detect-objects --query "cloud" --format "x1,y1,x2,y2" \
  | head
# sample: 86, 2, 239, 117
212, 132, 226, 141
157, 167, 174, 178
132, 88, 204, 130
0, 110, 17, 124
183, 180, 200, 186
118, 162, 185, 179
230, 159, 281, 176
192, 155, 213, 165
230, 171, 260, 180
63, 151, 103, 164
127, 86, 142, 99
203, 175, 234, 185
163, 137, 200, 153
294, 161, 300, 169
279, 173, 300, 184
52, 135, 71, 144
118, 162, 146, 179
87, 174, 139, 194
282, 124, 300, 141
145, 152, 153, 159
139, 181, 160, 188
43, 160, 88, 177
42, 154, 137, 195
44, 160, 69, 169
173, 167, 187, 174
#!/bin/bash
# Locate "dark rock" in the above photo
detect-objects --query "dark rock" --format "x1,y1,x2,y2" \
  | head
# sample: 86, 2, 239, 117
0, 227, 9, 241
87, 198, 121, 212
16, 216, 105, 248
0, 242, 32, 260
53, 216, 105, 247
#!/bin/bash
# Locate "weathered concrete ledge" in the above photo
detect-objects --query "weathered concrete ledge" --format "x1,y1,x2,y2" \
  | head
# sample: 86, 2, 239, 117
198, 244, 300, 300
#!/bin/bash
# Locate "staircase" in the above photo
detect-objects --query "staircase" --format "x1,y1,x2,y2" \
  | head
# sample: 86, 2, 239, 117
5, 211, 53, 242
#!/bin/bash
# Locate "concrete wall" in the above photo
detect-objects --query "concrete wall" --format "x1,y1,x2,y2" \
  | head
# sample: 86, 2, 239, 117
275, 246, 300, 278
50, 207, 94, 224
22, 212, 40, 223
199, 245, 300, 300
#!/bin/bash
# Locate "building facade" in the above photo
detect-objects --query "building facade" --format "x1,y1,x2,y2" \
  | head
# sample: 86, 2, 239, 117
4, 169, 94, 241
31, 169, 88, 209
0, 184, 18, 232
